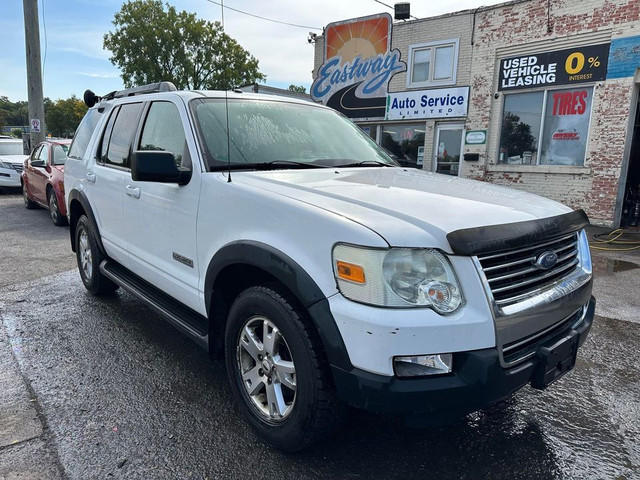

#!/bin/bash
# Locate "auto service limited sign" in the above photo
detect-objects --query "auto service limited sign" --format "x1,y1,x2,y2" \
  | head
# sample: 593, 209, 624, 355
311, 14, 406, 119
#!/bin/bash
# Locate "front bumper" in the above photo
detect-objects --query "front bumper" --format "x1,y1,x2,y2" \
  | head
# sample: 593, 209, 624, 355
331, 296, 595, 418
0, 169, 21, 188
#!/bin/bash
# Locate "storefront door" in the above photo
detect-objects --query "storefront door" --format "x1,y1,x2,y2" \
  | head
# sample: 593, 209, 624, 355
434, 124, 464, 176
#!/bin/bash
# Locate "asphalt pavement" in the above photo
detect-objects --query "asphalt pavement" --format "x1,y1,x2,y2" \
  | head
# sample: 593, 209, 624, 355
0, 190, 638, 479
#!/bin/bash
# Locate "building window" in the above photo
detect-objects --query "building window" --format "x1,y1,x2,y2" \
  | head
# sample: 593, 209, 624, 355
407, 39, 458, 88
380, 124, 425, 169
498, 86, 593, 166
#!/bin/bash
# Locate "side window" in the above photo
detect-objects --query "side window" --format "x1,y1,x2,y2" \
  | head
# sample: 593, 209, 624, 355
105, 103, 143, 168
30, 146, 42, 162
99, 107, 119, 163
39, 145, 49, 165
139, 102, 186, 167
68, 109, 101, 160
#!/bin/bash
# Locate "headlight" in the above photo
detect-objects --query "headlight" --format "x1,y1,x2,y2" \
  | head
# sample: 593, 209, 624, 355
332, 244, 464, 314
0, 161, 12, 169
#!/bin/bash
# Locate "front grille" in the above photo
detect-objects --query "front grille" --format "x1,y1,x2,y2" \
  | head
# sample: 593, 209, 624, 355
477, 232, 579, 306
502, 307, 583, 365
9, 164, 22, 174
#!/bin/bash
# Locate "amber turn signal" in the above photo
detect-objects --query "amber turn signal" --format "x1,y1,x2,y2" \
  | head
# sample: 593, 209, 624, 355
336, 261, 365, 284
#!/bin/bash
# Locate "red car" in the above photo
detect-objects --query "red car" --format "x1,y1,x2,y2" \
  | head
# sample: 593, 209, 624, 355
22, 139, 72, 226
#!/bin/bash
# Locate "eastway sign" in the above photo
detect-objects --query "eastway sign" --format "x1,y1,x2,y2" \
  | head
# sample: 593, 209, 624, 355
385, 87, 469, 120
311, 14, 406, 119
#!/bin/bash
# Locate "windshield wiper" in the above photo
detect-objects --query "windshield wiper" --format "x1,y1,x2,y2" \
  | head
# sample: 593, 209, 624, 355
209, 160, 331, 172
252, 160, 332, 170
336, 160, 397, 168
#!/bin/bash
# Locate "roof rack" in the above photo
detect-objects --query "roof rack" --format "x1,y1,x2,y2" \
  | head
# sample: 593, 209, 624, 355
83, 81, 178, 107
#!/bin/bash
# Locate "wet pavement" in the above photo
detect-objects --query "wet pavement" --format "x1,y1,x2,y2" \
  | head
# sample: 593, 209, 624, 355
1, 192, 639, 479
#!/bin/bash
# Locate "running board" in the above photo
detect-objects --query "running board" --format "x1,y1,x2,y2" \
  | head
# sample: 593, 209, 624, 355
100, 260, 209, 350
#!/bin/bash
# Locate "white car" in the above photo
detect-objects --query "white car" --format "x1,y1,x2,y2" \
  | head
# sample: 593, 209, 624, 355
0, 138, 27, 189
65, 82, 594, 451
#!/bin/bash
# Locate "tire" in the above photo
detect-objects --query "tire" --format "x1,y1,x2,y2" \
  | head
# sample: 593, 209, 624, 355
75, 215, 118, 295
225, 285, 346, 452
48, 188, 67, 226
23, 182, 37, 209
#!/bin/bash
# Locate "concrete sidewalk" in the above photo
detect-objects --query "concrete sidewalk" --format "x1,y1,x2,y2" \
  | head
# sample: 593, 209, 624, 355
0, 322, 63, 480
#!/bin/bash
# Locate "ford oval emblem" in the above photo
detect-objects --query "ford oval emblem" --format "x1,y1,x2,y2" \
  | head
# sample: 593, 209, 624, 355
535, 251, 558, 270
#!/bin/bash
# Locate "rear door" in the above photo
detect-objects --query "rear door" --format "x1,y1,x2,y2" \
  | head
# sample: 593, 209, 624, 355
123, 99, 202, 312
30, 145, 49, 203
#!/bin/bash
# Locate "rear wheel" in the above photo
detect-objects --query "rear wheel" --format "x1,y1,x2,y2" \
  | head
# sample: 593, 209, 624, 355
225, 285, 345, 451
75, 215, 118, 295
23, 182, 37, 209
48, 188, 66, 226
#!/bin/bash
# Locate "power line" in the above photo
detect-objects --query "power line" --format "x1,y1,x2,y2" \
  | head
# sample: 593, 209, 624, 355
205, 0, 322, 31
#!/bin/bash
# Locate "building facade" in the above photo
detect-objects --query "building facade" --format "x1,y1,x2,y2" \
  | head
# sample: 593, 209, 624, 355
311, 0, 640, 226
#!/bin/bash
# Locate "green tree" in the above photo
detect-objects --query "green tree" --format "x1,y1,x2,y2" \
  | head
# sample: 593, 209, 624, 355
45, 96, 87, 137
11, 128, 23, 138
103, 0, 266, 90
288, 84, 306, 93
500, 112, 537, 159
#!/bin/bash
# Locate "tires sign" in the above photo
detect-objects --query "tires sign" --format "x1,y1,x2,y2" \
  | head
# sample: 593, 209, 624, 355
498, 43, 610, 91
31, 118, 41, 133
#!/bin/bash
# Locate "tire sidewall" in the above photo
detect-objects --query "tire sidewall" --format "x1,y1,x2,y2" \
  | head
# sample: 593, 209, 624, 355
49, 190, 62, 225
225, 287, 320, 449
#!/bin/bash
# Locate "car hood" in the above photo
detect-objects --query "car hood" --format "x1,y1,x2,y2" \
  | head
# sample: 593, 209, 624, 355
233, 167, 573, 250
0, 155, 28, 165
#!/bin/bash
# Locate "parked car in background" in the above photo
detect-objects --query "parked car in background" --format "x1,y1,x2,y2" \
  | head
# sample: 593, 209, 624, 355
0, 138, 27, 191
22, 139, 72, 226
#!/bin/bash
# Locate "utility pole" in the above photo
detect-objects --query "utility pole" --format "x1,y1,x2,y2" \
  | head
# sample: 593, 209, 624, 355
22, 0, 45, 149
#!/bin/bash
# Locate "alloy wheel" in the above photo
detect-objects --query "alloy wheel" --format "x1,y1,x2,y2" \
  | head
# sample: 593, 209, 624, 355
78, 229, 93, 281
237, 316, 296, 422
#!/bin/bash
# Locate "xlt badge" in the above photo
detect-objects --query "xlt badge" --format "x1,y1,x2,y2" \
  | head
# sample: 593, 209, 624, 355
172, 252, 194, 268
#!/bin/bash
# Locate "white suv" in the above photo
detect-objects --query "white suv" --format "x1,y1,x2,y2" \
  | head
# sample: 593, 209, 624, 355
65, 82, 595, 451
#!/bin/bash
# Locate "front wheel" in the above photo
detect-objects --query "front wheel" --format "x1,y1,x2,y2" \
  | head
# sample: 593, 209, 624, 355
225, 285, 345, 451
75, 215, 118, 295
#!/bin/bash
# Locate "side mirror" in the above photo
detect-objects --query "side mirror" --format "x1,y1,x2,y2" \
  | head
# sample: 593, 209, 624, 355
130, 151, 191, 185
31, 160, 45, 168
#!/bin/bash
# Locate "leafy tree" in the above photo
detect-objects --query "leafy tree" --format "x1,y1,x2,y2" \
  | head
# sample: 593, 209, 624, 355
103, 0, 266, 90
11, 128, 23, 138
288, 85, 306, 93
45, 96, 87, 137
500, 112, 537, 159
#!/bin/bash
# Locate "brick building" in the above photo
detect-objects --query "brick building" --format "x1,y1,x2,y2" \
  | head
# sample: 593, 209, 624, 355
311, 0, 640, 226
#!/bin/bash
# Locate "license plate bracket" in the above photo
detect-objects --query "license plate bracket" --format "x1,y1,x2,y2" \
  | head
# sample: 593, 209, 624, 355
531, 330, 579, 390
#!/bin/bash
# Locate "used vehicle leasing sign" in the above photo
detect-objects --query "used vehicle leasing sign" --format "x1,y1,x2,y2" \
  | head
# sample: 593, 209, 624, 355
385, 87, 469, 120
498, 43, 610, 91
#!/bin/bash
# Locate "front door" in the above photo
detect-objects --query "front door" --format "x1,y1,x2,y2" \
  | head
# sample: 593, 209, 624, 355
434, 124, 464, 176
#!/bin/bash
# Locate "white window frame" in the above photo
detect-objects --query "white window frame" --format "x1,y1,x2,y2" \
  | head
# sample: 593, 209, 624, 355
407, 38, 459, 89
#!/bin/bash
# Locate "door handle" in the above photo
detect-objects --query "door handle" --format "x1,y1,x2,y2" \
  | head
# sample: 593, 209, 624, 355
125, 184, 141, 199
86, 172, 96, 183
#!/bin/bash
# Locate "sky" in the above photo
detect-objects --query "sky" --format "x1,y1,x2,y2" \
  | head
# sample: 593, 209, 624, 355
1, 0, 506, 102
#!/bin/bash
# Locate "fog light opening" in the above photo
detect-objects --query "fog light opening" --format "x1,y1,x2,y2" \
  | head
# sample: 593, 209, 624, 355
394, 353, 453, 377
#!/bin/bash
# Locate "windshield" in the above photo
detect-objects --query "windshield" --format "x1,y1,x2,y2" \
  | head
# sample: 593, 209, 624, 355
52, 144, 69, 165
191, 98, 397, 170
0, 142, 24, 156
